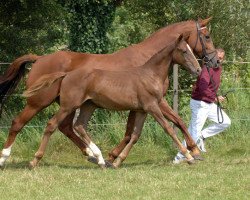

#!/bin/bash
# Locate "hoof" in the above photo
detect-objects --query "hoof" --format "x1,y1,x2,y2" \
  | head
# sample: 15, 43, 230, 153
28, 161, 36, 170
99, 164, 106, 170
0, 164, 5, 170
87, 156, 115, 169
105, 160, 116, 169
193, 155, 204, 161
187, 158, 195, 165
87, 156, 98, 164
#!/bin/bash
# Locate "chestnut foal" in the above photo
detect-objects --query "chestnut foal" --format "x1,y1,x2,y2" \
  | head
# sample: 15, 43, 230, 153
24, 35, 201, 168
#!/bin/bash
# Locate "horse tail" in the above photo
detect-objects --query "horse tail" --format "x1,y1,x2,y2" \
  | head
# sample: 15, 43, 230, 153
23, 72, 67, 98
0, 54, 40, 114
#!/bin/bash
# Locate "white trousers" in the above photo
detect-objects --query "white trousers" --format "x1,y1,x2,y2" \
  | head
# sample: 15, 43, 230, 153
188, 99, 231, 142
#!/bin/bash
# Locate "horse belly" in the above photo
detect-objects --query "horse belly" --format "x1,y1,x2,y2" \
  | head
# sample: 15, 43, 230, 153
90, 90, 140, 111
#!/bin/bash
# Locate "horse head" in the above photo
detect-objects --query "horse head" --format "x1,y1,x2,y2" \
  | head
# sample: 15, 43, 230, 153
173, 34, 201, 76
186, 17, 219, 68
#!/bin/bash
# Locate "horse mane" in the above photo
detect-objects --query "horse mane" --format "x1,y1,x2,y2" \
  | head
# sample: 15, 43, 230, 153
144, 20, 195, 42
142, 34, 182, 68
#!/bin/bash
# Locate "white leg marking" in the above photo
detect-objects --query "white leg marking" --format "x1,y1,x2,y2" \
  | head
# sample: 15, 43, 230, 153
86, 147, 95, 157
0, 145, 13, 166
88, 141, 105, 165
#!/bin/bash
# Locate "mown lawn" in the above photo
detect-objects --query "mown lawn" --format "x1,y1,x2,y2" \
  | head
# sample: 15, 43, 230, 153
0, 128, 249, 200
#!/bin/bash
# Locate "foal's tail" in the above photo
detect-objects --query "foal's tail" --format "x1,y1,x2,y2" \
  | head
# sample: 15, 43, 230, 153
0, 54, 40, 114
23, 72, 67, 98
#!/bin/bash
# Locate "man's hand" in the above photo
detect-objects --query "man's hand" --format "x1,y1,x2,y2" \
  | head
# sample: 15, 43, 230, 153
215, 95, 225, 103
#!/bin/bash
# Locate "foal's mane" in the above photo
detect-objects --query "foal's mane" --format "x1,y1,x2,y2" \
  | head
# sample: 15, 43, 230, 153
142, 35, 181, 67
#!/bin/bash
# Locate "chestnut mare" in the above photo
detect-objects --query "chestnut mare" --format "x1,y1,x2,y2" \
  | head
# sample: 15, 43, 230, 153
24, 36, 201, 168
0, 18, 217, 168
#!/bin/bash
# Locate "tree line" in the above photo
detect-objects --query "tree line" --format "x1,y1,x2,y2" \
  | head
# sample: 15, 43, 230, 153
0, 0, 248, 116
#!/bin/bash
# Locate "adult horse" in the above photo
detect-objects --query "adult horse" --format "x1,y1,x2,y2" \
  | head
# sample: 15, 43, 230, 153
24, 35, 201, 168
0, 18, 218, 168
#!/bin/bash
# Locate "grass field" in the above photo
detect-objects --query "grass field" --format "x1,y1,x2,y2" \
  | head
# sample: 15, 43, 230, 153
0, 122, 249, 200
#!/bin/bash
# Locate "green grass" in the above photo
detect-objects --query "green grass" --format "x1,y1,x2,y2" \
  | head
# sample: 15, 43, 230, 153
0, 123, 249, 200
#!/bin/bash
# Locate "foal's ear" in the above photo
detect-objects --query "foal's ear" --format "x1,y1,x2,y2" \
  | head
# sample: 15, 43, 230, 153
198, 17, 213, 27
176, 34, 184, 44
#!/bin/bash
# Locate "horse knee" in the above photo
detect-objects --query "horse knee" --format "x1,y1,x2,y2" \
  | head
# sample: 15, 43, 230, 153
45, 121, 57, 135
10, 118, 23, 133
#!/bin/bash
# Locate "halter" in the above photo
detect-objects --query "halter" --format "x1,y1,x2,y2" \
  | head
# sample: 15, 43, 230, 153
194, 22, 217, 68
193, 22, 224, 123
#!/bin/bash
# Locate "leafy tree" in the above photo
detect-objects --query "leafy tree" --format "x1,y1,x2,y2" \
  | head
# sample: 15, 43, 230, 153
0, 0, 67, 61
65, 0, 122, 53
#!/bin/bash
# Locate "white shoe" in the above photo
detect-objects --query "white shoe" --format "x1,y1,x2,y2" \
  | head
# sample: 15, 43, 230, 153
172, 153, 186, 164
196, 136, 207, 152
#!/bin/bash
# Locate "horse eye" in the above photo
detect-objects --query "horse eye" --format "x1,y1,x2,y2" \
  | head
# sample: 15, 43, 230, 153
205, 35, 210, 39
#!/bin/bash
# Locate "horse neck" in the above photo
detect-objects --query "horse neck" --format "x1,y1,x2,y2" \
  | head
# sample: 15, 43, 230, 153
139, 21, 193, 51
142, 44, 175, 82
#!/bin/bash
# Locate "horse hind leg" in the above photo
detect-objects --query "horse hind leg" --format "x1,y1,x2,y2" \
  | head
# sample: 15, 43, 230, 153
73, 105, 106, 169
0, 105, 40, 168
108, 111, 137, 162
112, 111, 147, 168
58, 110, 89, 156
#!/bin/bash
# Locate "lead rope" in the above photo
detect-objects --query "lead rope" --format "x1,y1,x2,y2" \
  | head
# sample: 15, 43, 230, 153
206, 67, 224, 124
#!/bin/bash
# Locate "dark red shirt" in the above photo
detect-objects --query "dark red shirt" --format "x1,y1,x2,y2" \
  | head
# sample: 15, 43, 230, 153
191, 66, 222, 103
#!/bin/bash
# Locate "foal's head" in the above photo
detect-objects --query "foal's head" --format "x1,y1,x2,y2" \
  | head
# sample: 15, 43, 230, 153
173, 35, 201, 76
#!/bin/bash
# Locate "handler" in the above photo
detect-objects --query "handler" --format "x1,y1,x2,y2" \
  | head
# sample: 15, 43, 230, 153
173, 48, 231, 164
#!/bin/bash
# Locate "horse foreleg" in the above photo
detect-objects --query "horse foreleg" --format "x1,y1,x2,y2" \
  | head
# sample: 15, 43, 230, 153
0, 105, 40, 168
108, 111, 137, 162
112, 112, 147, 168
148, 102, 194, 164
29, 109, 70, 169
159, 100, 201, 159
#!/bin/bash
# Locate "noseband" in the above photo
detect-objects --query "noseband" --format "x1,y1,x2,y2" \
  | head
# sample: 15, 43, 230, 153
194, 22, 217, 68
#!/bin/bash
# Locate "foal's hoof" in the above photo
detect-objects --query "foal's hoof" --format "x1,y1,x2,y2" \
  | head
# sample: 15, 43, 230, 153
0, 164, 5, 170
105, 160, 116, 169
187, 158, 195, 165
193, 155, 204, 161
28, 161, 36, 170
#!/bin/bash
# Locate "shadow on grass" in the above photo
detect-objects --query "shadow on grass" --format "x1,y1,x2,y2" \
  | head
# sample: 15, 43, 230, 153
2, 160, 100, 170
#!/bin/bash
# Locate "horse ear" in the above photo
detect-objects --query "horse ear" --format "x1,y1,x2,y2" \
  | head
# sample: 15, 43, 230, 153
177, 34, 184, 43
198, 17, 213, 27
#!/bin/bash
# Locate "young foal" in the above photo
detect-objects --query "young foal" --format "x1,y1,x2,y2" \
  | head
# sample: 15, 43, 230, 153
24, 35, 201, 168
